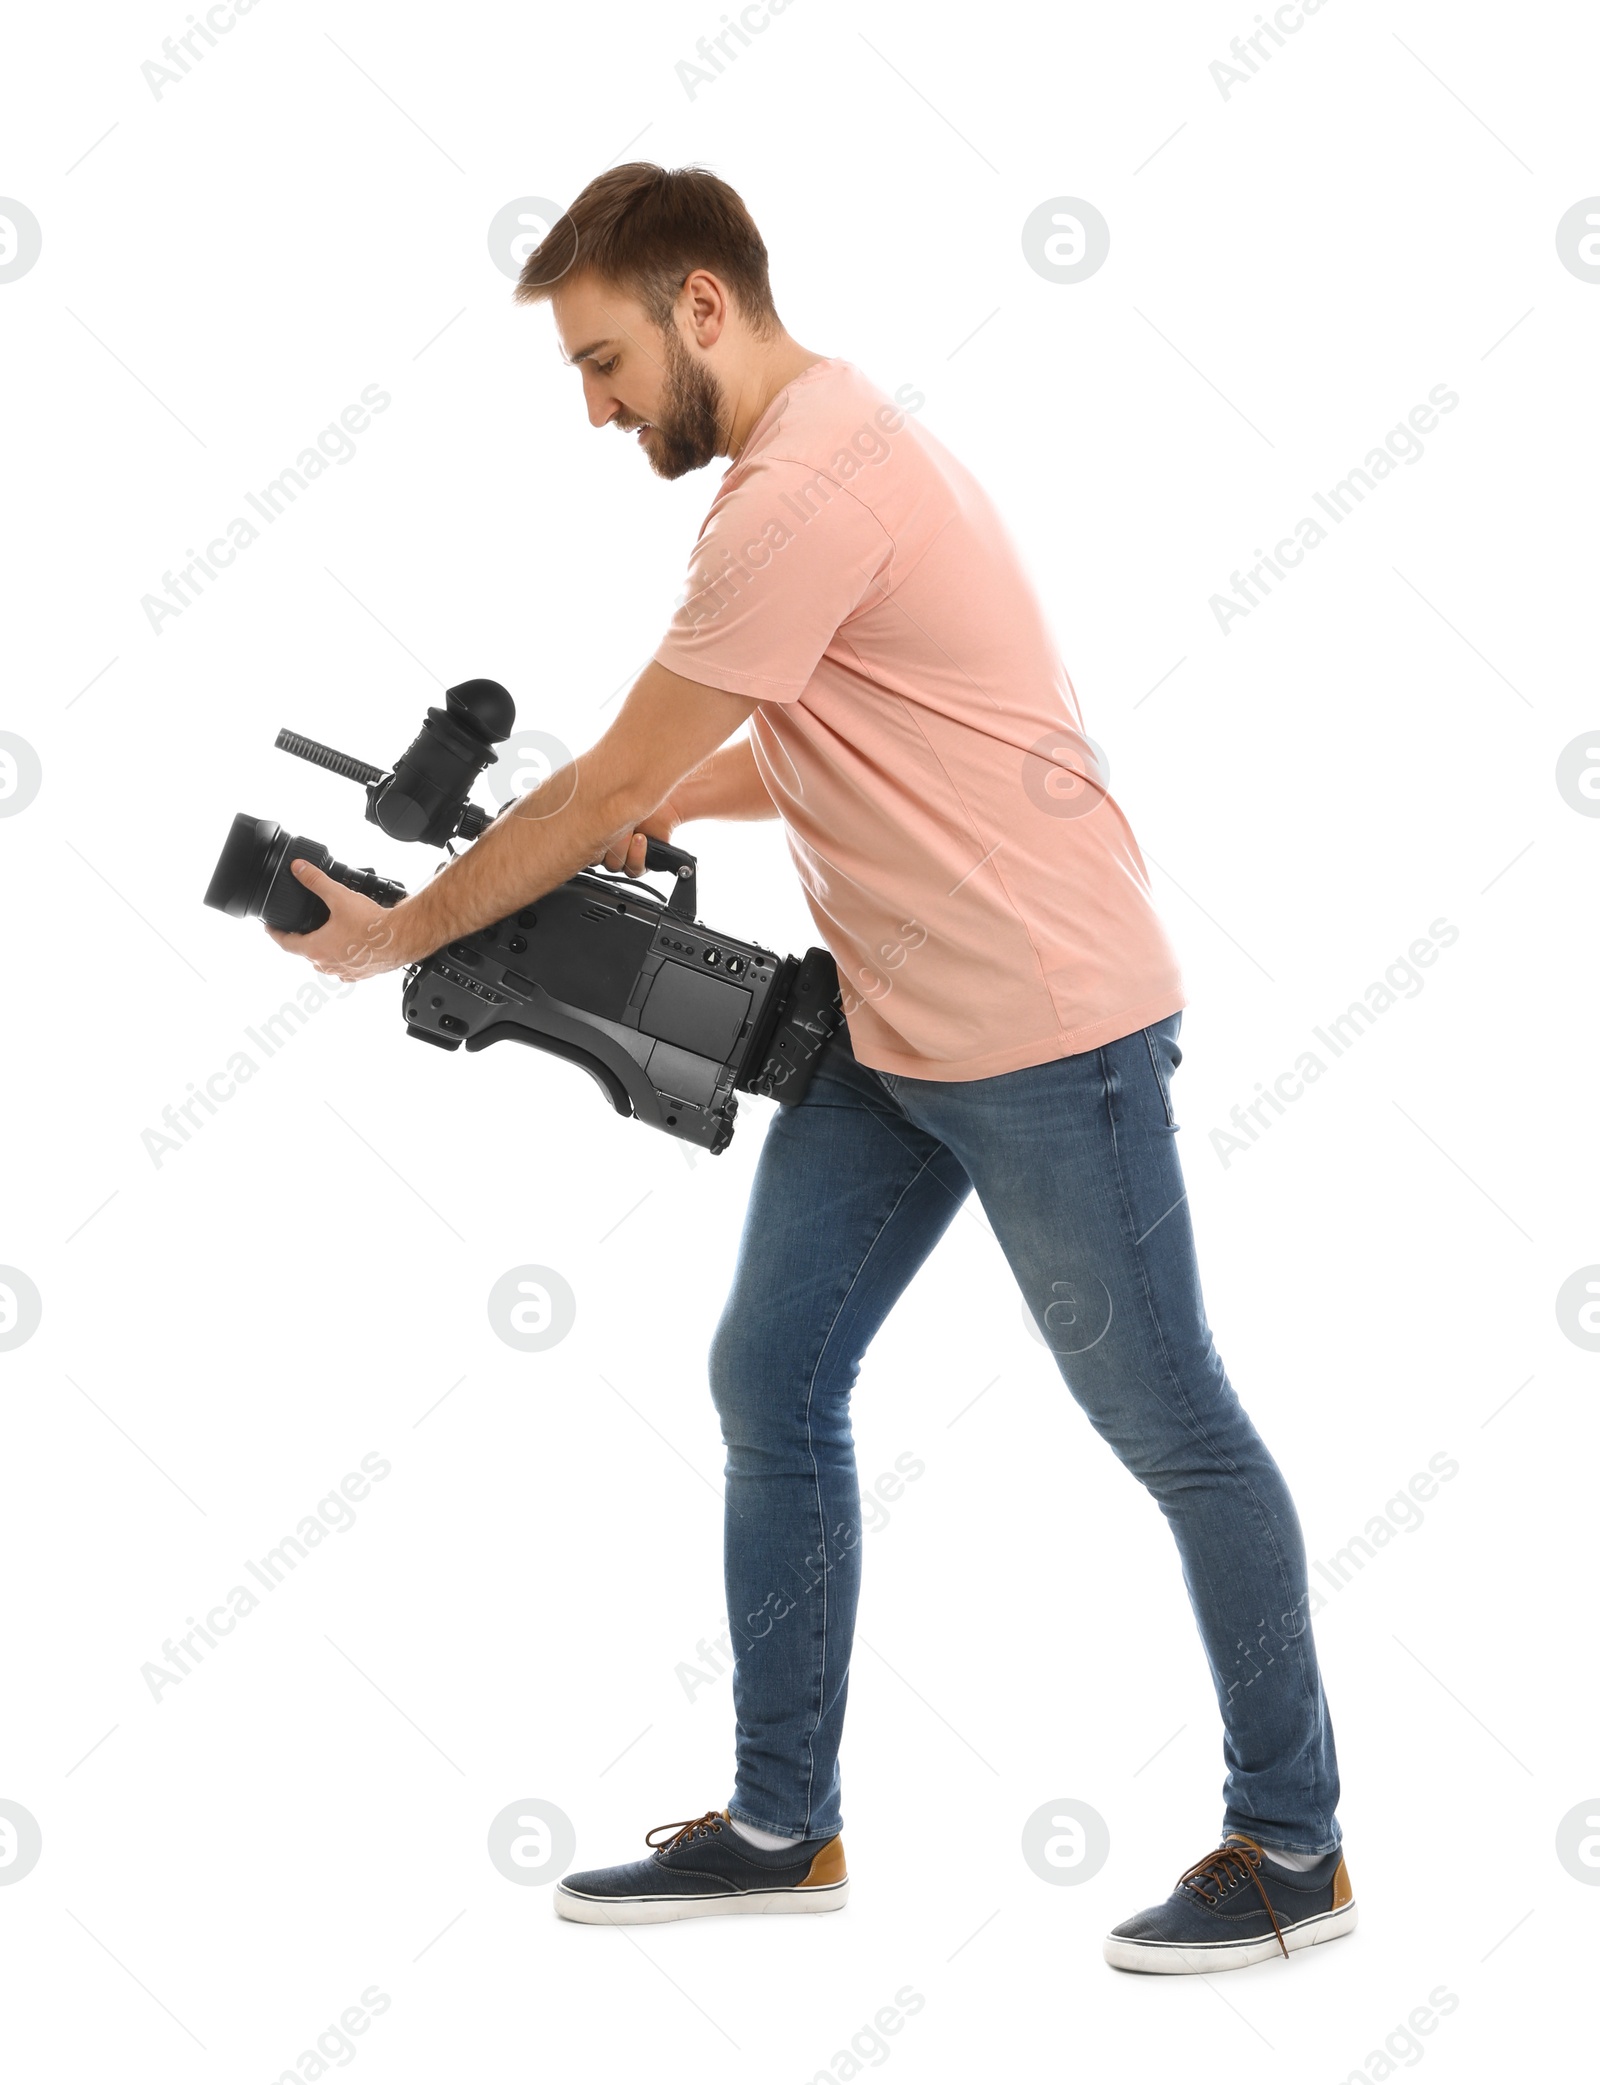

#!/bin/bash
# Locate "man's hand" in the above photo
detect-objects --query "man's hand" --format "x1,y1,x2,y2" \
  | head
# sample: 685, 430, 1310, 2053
593, 799, 683, 877
264, 859, 412, 983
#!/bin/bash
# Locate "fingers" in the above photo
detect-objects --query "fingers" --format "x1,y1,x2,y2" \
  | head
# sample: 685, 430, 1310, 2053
599, 826, 649, 874
289, 858, 335, 888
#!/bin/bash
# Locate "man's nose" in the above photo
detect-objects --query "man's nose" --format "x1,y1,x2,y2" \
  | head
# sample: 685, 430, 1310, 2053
582, 373, 618, 430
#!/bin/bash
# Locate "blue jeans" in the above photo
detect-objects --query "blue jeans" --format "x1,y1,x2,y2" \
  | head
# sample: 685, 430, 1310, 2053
709, 1011, 1341, 1856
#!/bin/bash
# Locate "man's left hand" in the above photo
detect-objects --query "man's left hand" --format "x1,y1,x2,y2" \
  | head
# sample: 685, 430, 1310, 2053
264, 858, 412, 982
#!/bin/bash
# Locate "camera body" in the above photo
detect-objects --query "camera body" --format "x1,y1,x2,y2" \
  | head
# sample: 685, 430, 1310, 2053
404, 876, 844, 1153
203, 680, 846, 1152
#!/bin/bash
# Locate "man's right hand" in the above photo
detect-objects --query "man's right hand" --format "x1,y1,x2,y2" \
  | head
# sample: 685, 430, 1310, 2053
595, 800, 682, 877
591, 732, 778, 875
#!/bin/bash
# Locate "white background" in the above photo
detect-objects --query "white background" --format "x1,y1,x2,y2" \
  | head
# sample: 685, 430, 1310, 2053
2, 0, 1596, 2078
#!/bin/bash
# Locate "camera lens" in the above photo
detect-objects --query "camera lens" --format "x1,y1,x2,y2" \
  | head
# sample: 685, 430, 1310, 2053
204, 814, 263, 917
203, 814, 330, 932
204, 813, 406, 935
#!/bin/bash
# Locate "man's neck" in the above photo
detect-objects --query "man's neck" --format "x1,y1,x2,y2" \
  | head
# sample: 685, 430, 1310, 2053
723, 339, 826, 458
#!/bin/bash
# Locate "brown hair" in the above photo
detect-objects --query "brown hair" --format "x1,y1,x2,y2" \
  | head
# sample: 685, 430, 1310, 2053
514, 162, 780, 336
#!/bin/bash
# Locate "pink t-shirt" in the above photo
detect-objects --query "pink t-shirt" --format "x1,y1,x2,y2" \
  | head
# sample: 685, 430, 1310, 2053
652, 358, 1186, 1081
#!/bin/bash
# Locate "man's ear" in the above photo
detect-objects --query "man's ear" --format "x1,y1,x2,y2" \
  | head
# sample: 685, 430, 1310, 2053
681, 269, 728, 350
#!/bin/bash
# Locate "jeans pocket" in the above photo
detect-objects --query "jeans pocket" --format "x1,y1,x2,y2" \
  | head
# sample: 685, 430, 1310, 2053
1144, 1014, 1182, 1128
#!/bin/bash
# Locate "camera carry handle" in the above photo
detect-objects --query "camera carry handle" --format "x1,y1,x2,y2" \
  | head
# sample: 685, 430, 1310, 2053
640, 836, 698, 922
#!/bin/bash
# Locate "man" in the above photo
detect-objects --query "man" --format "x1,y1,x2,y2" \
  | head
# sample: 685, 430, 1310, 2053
273, 162, 1353, 1973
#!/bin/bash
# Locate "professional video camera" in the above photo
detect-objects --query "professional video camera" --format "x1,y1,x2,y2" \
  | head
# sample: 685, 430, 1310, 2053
203, 680, 845, 1152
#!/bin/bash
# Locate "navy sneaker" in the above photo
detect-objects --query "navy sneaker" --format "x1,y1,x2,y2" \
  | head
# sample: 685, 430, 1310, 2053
554, 1808, 849, 1926
1104, 1832, 1356, 1973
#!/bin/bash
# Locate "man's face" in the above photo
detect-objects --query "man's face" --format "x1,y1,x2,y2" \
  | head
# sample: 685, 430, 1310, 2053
552, 275, 726, 480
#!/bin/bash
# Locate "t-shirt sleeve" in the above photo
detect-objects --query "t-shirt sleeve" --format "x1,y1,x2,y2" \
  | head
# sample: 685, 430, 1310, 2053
652, 455, 894, 703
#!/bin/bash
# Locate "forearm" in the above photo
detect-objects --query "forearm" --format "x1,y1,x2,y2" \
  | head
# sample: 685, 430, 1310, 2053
388, 761, 627, 961
669, 734, 779, 825
271, 660, 762, 984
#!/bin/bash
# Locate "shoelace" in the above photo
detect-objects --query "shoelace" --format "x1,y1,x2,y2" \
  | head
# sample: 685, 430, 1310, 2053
1176, 1832, 1290, 1959
644, 1809, 727, 1855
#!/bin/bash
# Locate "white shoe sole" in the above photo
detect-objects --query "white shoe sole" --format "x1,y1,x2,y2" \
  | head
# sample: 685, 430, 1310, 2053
1103, 1899, 1357, 1973
555, 1877, 849, 1926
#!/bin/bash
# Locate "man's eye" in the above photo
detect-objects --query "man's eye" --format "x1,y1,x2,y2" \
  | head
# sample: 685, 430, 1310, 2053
596, 358, 618, 376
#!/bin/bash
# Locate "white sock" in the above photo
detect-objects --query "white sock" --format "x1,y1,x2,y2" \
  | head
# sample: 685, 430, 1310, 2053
1261, 1844, 1325, 1872
727, 1814, 801, 1851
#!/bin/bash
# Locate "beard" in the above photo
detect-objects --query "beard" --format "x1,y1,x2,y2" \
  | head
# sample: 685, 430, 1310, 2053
632, 326, 726, 479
